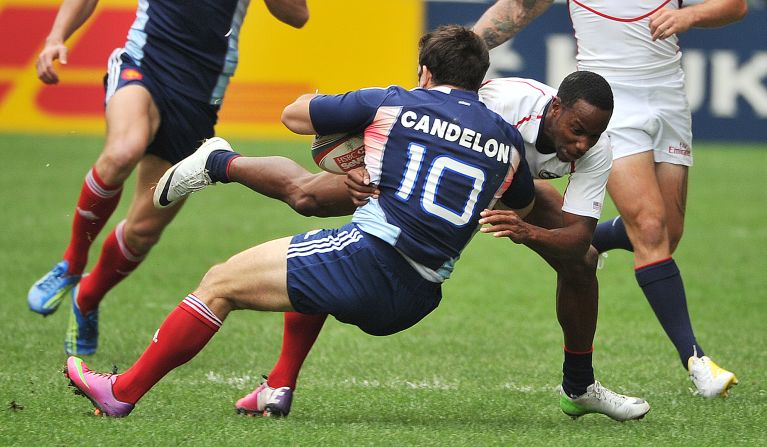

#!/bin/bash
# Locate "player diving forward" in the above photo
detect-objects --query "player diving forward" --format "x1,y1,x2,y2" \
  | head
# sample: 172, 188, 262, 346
150, 71, 648, 421
60, 24, 531, 417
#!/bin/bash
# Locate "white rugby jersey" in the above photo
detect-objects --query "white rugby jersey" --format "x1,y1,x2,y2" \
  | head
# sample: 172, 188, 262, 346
479, 77, 612, 219
569, 0, 682, 79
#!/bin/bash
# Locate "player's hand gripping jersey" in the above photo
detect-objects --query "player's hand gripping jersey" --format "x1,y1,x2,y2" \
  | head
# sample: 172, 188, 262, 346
309, 86, 534, 281
479, 78, 612, 219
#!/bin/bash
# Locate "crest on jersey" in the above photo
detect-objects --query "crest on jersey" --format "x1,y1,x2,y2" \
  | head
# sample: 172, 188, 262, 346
120, 68, 143, 81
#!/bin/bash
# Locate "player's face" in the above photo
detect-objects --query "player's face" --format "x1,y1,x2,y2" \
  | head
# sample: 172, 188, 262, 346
550, 98, 611, 163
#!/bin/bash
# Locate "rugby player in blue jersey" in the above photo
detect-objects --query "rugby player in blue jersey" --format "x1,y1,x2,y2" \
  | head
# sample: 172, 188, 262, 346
65, 24, 537, 417
152, 70, 649, 421
29, 0, 309, 356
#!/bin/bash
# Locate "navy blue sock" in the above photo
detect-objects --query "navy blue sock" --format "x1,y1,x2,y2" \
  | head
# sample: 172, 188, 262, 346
562, 349, 594, 397
591, 216, 633, 253
205, 150, 241, 183
635, 258, 703, 368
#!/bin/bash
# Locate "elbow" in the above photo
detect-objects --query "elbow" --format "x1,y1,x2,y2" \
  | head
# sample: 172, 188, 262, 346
281, 109, 301, 133
284, 10, 309, 28
293, 11, 309, 28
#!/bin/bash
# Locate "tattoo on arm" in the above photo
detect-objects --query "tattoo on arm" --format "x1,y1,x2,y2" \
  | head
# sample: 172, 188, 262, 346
477, 0, 554, 49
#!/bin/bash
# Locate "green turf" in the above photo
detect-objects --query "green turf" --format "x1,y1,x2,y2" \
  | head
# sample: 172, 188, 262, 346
1, 134, 765, 446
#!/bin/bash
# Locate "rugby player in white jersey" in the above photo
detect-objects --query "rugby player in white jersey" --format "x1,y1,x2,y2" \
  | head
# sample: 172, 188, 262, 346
473, 0, 747, 398
150, 70, 651, 421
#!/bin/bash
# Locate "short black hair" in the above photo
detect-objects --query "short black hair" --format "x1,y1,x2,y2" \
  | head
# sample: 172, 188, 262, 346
557, 71, 613, 112
418, 25, 490, 92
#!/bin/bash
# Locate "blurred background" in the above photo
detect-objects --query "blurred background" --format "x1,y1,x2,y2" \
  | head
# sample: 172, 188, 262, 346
0, 0, 764, 142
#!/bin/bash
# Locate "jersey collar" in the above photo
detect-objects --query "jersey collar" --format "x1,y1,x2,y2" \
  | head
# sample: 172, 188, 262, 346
428, 86, 479, 100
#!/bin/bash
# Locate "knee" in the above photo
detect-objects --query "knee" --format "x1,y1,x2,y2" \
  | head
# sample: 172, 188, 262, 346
554, 246, 598, 282
197, 263, 229, 297
627, 214, 667, 249
96, 143, 145, 184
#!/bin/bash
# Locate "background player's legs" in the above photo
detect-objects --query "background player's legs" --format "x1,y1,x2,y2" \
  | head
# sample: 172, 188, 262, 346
524, 181, 597, 397
226, 156, 356, 217
656, 162, 688, 254
75, 155, 185, 316
605, 153, 700, 366
110, 237, 295, 405
28, 85, 160, 316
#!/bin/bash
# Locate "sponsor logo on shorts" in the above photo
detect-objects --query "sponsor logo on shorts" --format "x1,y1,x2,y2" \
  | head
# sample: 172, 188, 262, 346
120, 68, 143, 81
668, 142, 691, 156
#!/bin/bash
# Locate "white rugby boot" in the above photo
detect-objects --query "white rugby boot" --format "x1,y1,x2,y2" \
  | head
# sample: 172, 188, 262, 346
153, 137, 233, 208
559, 381, 650, 421
688, 349, 738, 398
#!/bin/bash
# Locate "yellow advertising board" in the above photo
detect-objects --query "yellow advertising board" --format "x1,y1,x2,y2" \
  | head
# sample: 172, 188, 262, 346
0, 0, 422, 139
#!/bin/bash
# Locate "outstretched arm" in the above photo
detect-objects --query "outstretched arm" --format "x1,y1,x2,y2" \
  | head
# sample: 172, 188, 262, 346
264, 0, 309, 28
472, 0, 554, 49
649, 0, 747, 41
37, 0, 99, 84
480, 208, 595, 259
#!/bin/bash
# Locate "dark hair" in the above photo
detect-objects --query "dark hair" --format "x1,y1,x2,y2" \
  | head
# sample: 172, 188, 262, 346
418, 25, 490, 91
557, 71, 614, 112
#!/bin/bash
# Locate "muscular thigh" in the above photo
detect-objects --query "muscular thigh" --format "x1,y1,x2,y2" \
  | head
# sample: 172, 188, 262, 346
97, 85, 161, 183
197, 237, 294, 317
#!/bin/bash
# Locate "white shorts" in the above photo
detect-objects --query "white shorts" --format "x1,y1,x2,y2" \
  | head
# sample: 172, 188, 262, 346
606, 69, 693, 166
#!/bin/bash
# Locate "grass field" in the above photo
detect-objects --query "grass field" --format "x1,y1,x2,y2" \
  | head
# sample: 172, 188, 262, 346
1, 133, 766, 446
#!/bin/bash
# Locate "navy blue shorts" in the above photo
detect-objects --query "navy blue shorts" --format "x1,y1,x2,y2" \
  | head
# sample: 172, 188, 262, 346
103, 49, 220, 164
286, 223, 442, 336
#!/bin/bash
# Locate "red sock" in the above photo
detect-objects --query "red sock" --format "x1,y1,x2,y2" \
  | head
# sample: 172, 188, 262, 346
267, 312, 327, 389
76, 221, 143, 315
113, 294, 222, 404
63, 168, 123, 275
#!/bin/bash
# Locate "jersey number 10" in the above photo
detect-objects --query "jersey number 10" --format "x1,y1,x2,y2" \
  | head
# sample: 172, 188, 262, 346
395, 143, 486, 227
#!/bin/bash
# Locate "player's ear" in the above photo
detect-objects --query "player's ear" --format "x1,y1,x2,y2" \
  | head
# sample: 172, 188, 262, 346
549, 96, 562, 117
418, 65, 432, 88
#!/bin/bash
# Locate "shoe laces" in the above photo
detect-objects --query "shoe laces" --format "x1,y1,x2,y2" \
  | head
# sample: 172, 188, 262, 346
38, 264, 69, 292
591, 381, 627, 406
173, 166, 213, 192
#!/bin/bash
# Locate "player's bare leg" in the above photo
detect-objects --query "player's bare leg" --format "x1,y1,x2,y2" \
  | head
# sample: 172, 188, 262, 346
28, 85, 160, 317
523, 181, 648, 420
525, 182, 596, 375
606, 152, 736, 396
66, 237, 297, 416
67, 155, 185, 355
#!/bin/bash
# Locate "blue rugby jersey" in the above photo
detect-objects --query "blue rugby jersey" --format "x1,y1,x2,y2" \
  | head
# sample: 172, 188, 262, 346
123, 0, 250, 105
309, 86, 534, 280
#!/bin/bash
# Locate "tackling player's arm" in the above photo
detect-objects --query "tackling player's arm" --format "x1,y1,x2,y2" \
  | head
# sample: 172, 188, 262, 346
480, 207, 595, 259
264, 0, 310, 29
37, 0, 99, 84
649, 0, 747, 41
472, 0, 554, 49
482, 177, 596, 258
